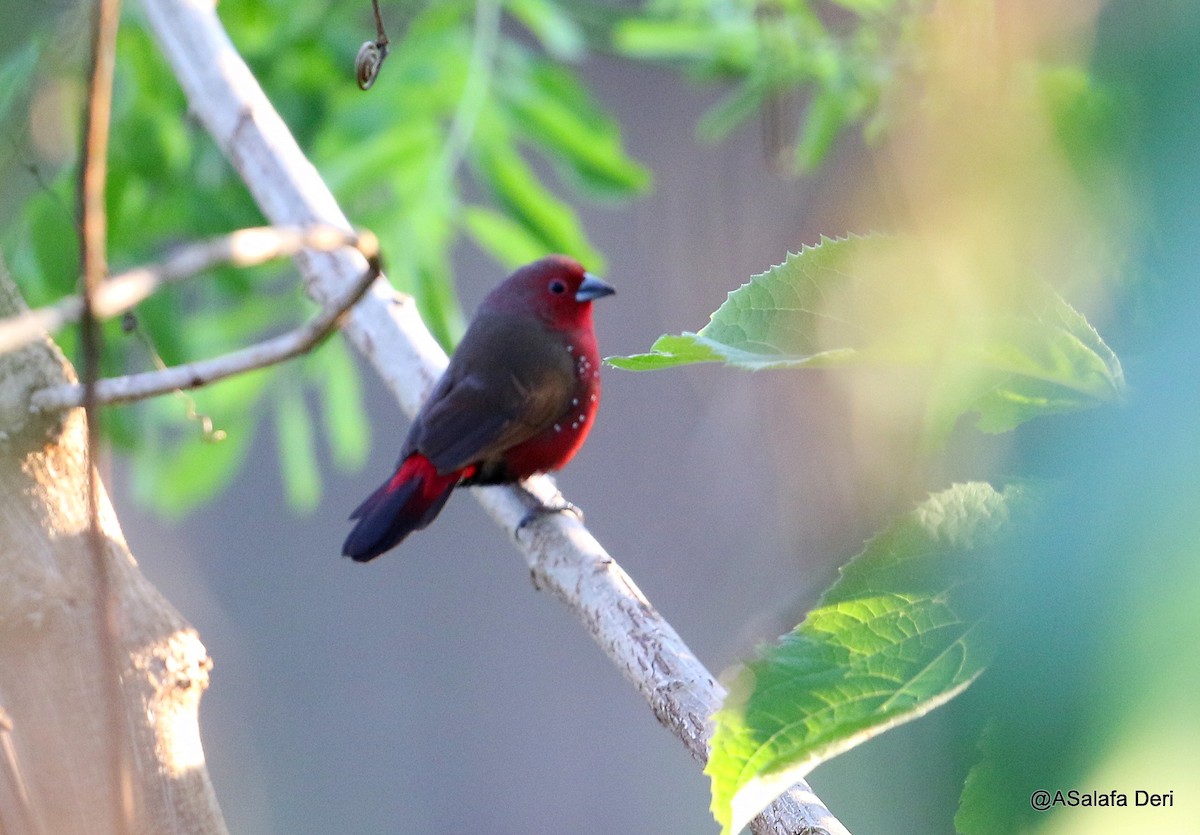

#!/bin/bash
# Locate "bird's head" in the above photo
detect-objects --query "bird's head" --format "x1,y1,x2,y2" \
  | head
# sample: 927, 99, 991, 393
482, 255, 615, 329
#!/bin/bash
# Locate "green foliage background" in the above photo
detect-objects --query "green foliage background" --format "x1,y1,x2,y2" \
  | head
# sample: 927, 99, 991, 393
1, 0, 916, 515
3, 1, 1198, 833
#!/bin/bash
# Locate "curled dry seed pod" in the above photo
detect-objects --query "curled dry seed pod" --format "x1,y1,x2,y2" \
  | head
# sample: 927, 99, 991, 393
356, 40, 388, 90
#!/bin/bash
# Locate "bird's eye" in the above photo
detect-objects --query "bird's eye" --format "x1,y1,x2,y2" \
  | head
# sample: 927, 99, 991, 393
548, 279, 567, 295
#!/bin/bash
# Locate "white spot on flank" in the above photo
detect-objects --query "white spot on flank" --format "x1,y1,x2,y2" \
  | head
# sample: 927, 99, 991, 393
554, 423, 561, 432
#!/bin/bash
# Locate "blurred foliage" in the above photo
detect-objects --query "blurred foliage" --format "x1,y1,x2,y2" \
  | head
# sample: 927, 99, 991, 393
608, 3, 1189, 833
613, 0, 926, 170
0, 0, 929, 516
0, 0, 934, 515
0, 0, 650, 515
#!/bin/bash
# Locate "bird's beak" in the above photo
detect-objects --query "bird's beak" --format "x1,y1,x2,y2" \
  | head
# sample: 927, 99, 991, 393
576, 273, 616, 302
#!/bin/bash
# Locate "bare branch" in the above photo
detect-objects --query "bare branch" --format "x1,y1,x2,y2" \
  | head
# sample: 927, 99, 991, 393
30, 230, 381, 410
139, 0, 850, 831
0, 224, 368, 355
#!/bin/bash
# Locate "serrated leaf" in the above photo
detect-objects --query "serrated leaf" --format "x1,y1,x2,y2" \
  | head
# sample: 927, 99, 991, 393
707, 482, 1031, 835
954, 722, 1011, 835
608, 235, 1124, 435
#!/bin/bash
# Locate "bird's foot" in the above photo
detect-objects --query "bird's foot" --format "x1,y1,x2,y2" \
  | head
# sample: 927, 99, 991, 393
516, 498, 584, 533
514, 486, 584, 539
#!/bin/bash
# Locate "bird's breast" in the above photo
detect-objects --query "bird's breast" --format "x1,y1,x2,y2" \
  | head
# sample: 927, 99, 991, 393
500, 335, 602, 479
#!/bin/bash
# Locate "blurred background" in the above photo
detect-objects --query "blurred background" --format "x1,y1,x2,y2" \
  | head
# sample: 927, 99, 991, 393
4, 0, 1200, 833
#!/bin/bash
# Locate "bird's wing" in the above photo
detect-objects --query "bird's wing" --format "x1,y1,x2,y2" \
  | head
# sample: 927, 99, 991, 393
408, 315, 576, 475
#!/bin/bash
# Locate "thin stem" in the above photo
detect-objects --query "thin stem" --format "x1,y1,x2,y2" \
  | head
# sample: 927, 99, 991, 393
0, 225, 369, 355
31, 233, 381, 411
76, 0, 130, 828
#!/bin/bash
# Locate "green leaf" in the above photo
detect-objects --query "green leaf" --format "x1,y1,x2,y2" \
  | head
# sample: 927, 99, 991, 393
463, 204, 549, 268
472, 139, 604, 270
696, 80, 770, 143
501, 58, 651, 200
507, 0, 586, 61
0, 40, 40, 127
706, 482, 1031, 835
827, 0, 898, 15
132, 421, 254, 519
29, 190, 79, 301
613, 18, 757, 71
307, 338, 370, 471
274, 383, 322, 512
607, 235, 1124, 435
795, 87, 848, 170
955, 722, 1013, 835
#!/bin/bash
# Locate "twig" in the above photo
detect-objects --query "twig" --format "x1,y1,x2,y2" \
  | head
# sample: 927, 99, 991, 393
139, 1, 850, 832
0, 224, 371, 355
30, 231, 380, 411
76, 0, 130, 828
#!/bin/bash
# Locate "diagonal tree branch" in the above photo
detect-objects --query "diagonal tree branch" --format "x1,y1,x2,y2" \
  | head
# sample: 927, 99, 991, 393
137, 1, 850, 832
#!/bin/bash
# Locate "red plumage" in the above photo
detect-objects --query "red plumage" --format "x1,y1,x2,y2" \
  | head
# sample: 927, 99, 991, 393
342, 255, 614, 562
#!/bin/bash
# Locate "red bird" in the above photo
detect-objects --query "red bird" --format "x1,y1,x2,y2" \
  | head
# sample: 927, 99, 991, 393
342, 255, 615, 562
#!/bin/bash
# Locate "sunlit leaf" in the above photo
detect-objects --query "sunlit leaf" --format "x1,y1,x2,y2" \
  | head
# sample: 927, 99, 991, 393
707, 482, 1031, 835
609, 235, 1124, 435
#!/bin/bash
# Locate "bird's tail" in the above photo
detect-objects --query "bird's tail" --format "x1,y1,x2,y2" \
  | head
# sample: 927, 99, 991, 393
342, 454, 462, 562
